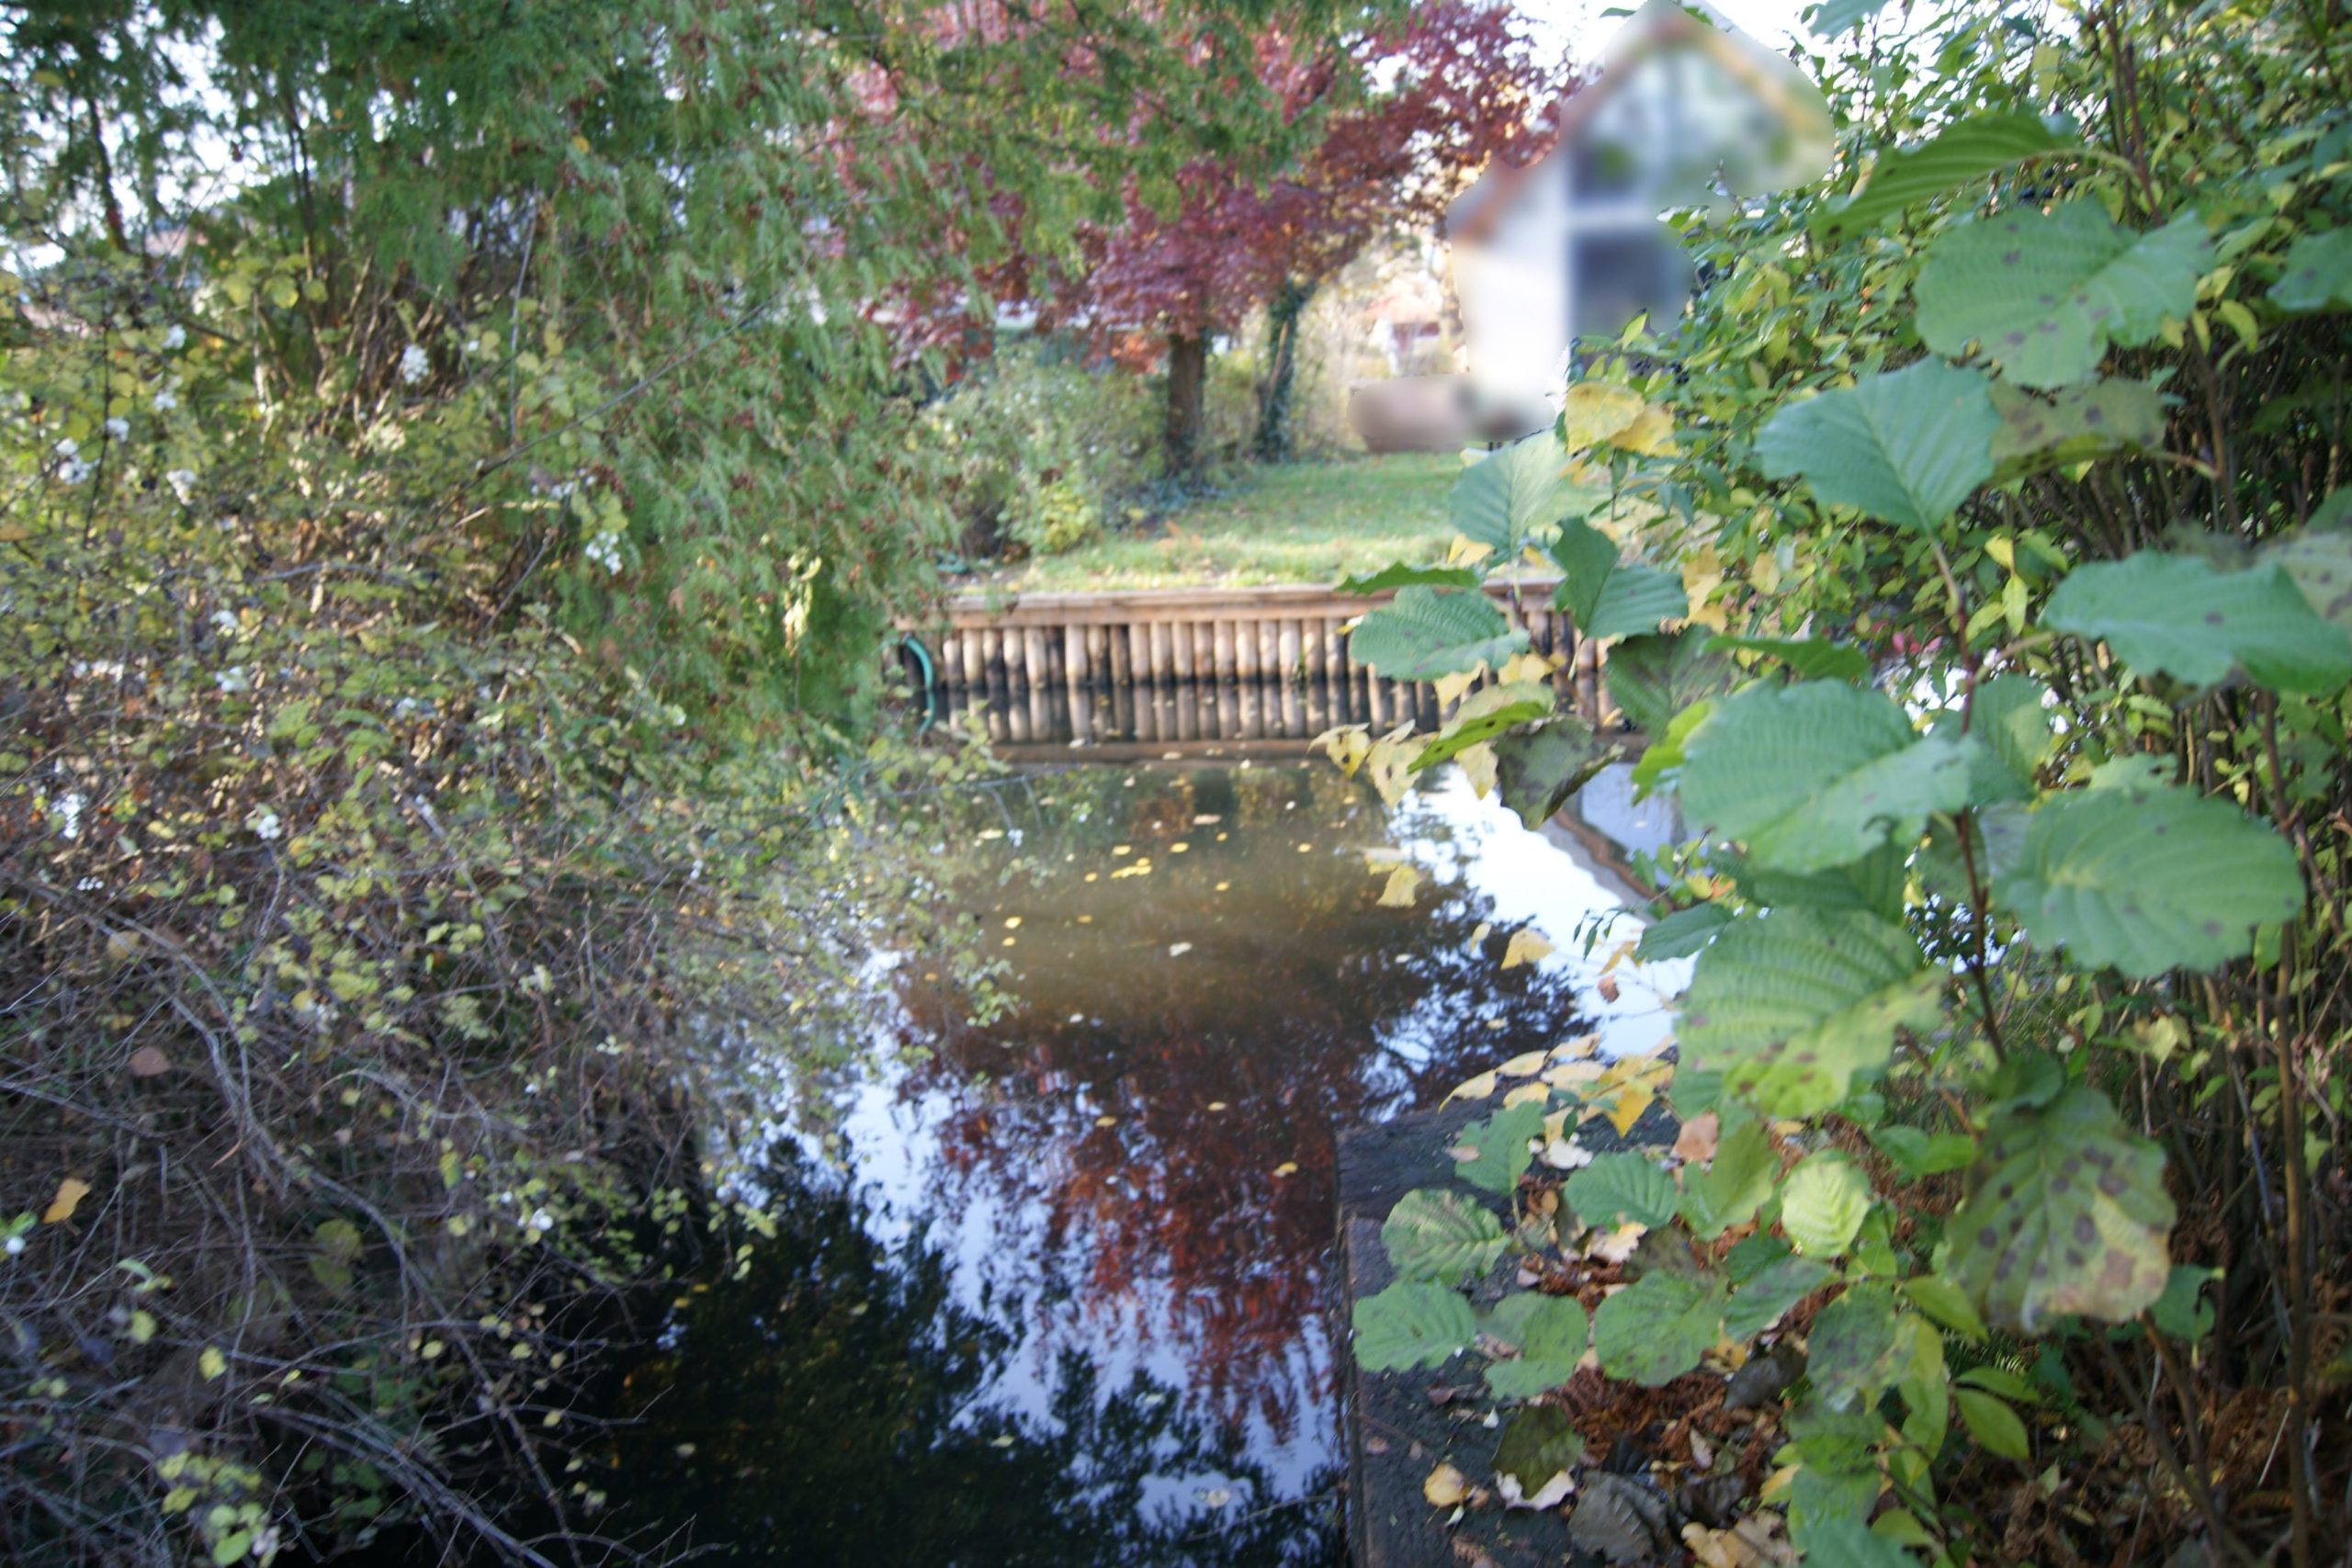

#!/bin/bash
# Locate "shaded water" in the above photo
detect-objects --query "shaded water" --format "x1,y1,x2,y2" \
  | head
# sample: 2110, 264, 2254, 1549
603, 755, 1680, 1565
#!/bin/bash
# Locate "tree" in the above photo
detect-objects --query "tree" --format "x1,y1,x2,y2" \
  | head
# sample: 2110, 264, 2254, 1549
1037, 1, 1559, 477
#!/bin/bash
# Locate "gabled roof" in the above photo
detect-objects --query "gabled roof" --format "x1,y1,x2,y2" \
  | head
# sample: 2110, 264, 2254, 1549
1444, 0, 1828, 244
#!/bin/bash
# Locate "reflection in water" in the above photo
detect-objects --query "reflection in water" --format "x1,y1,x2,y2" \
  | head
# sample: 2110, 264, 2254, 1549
607, 761, 1681, 1565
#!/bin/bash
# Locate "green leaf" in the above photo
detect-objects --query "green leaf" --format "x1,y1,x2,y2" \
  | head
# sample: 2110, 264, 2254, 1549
212, 1531, 255, 1567
1810, 1283, 1905, 1411
2269, 227, 2352, 312
1382, 1189, 1509, 1286
1482, 1293, 1591, 1398
1336, 563, 1481, 595
1607, 630, 1734, 737
1352, 1280, 1477, 1371
1551, 519, 1688, 639
1954, 1387, 2031, 1460
1490, 714, 1619, 829
1798, 1517, 1920, 1568
1593, 1270, 1723, 1386
1902, 1273, 1987, 1339
2150, 1264, 2220, 1343
2043, 552, 2352, 694
1680, 682, 1978, 872
1916, 205, 2211, 388
1492, 1404, 1586, 1487
1629, 695, 1708, 797
2263, 528, 2352, 638
1680, 1115, 1780, 1239
1347, 587, 1528, 680
1636, 902, 1732, 962
1754, 361, 2000, 529
1781, 1152, 1873, 1257
1871, 1124, 1977, 1179
1413, 681, 1555, 770
1809, 0, 1892, 39
1680, 908, 1944, 1116
1989, 378, 2169, 475
1452, 433, 1574, 551
1453, 1100, 1547, 1194
1723, 1254, 1835, 1338
1815, 112, 2074, 237
1943, 1086, 2177, 1331
1733, 840, 1908, 919
1706, 634, 1871, 682
1994, 782, 2302, 976
1564, 1152, 1679, 1229
1945, 674, 2053, 803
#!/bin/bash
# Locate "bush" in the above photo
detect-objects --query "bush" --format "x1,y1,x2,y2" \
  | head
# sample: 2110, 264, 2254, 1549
924, 342, 1158, 558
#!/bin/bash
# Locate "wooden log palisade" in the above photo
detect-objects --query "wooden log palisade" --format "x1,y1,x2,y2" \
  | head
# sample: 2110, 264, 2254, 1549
901, 576, 1595, 697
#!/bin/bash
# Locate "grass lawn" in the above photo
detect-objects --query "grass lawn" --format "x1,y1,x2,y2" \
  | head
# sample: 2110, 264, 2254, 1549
989, 452, 1463, 592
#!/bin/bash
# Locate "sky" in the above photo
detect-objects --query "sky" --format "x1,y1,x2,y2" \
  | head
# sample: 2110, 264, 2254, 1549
1524, 0, 1819, 63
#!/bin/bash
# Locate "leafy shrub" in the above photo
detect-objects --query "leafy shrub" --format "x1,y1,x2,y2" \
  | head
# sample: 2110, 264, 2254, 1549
1329, 6, 2352, 1565
924, 342, 1157, 558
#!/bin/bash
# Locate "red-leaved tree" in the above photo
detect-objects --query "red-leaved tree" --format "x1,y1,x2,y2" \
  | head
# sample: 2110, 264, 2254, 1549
1040, 2, 1563, 473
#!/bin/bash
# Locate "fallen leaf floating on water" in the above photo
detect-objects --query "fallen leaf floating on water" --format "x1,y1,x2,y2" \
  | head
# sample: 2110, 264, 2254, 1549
1376, 864, 1420, 908
1422, 1461, 1472, 1507
1167, 942, 1193, 957
1500, 928, 1555, 970
43, 1178, 92, 1224
1272, 1162, 1298, 1178
127, 1046, 172, 1077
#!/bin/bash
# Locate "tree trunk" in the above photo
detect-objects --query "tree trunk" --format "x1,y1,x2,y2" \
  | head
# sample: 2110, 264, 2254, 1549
1253, 279, 1314, 463
1164, 331, 1207, 482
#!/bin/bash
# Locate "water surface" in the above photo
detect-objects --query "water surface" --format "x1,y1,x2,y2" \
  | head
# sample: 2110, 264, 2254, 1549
605, 758, 1679, 1564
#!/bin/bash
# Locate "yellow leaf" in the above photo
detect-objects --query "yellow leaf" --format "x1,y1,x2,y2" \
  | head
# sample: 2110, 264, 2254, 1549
198, 1347, 227, 1382
1553, 1032, 1601, 1062
1598, 938, 1635, 976
1431, 667, 1483, 712
1456, 740, 1498, 798
42, 1177, 91, 1224
1314, 725, 1371, 775
1597, 1084, 1655, 1135
1272, 1162, 1299, 1178
1376, 864, 1421, 908
1444, 1070, 1500, 1105
1422, 1461, 1472, 1507
1609, 403, 1678, 457
1497, 649, 1558, 684
1498, 1050, 1549, 1078
1500, 929, 1555, 970
1543, 1059, 1606, 1090
1502, 1081, 1550, 1109
1984, 536, 2016, 570
1363, 731, 1417, 806
1559, 381, 1645, 451
1470, 921, 1492, 945
1446, 536, 1496, 567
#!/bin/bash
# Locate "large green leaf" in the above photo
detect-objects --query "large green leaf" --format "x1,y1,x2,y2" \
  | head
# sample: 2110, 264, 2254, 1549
1564, 1152, 1679, 1229
1335, 563, 1480, 595
1679, 682, 1978, 873
1482, 1292, 1591, 1398
1492, 1405, 1586, 1487
1352, 1280, 1477, 1371
1452, 433, 1574, 552
1917, 205, 2210, 388
1754, 361, 1999, 529
2269, 227, 2352, 312
1593, 1270, 1723, 1386
2046, 551, 2352, 692
1808, 1283, 1905, 1412
2263, 529, 2352, 637
1798, 1519, 1919, 1568
1635, 901, 1733, 962
1989, 377, 2169, 476
1781, 1153, 1874, 1257
1347, 586, 1527, 680
1940, 673, 2053, 803
1680, 1115, 1780, 1239
1550, 518, 1688, 639
1381, 1189, 1508, 1286
1809, 0, 1893, 38
1453, 1100, 1547, 1194
1411, 681, 1555, 770
1490, 714, 1619, 829
1814, 112, 2074, 237
1706, 634, 1871, 682
1942, 1086, 2176, 1331
1723, 1254, 1836, 1338
1994, 780, 2302, 976
1680, 908, 1943, 1116
1606, 629, 1734, 737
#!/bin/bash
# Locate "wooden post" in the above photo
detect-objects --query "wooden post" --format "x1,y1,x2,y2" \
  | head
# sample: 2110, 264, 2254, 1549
1107, 622, 1131, 686
1278, 620, 1302, 684
1258, 621, 1281, 681
1064, 626, 1087, 695
1235, 617, 1260, 682
1149, 622, 1173, 685
1023, 627, 1050, 690
1214, 620, 1238, 682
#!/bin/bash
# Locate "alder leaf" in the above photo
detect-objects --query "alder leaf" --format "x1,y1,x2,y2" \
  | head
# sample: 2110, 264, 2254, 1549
1814, 112, 2074, 237
1706, 634, 1871, 682
1336, 562, 1481, 594
1680, 1115, 1781, 1239
1679, 682, 1977, 873
1636, 902, 1732, 961
1994, 781, 2302, 976
1493, 1404, 1586, 1489
2262, 528, 2352, 638
1348, 587, 1527, 681
1808, 1283, 1905, 1412
1413, 681, 1555, 770
1943, 1085, 2176, 1331
1489, 714, 1620, 829
2269, 227, 2352, 312
1753, 360, 2000, 530
1453, 1100, 1547, 1194
1382, 1189, 1508, 1285
1352, 1280, 1477, 1371
1593, 1270, 1724, 1386
1564, 1152, 1679, 1229
1723, 1255, 1836, 1338
1607, 629, 1735, 739
1453, 433, 1575, 552
1551, 518, 1688, 639
1988, 377, 2168, 475
2043, 552, 2352, 693
1916, 204, 2211, 388
1781, 1152, 1873, 1257
1482, 1293, 1592, 1398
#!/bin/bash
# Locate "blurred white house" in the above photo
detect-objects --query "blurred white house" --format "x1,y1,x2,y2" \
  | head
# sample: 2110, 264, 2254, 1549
1440, 0, 1830, 436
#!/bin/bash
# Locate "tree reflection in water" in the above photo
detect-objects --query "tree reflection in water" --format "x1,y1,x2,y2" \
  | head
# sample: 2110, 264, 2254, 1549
613, 761, 1605, 1565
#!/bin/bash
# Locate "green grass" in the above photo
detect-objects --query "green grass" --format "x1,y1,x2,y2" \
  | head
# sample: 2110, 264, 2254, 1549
990, 452, 1462, 592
